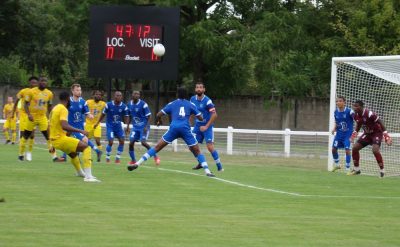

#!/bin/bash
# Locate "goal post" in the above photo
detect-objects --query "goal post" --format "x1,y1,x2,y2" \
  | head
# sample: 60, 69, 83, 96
328, 55, 400, 176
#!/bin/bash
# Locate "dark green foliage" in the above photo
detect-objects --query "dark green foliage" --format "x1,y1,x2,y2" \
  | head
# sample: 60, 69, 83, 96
0, 0, 399, 99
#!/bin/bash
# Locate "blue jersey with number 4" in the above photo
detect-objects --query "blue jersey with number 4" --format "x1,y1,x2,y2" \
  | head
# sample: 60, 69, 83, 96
161, 99, 201, 128
334, 107, 354, 138
68, 97, 89, 130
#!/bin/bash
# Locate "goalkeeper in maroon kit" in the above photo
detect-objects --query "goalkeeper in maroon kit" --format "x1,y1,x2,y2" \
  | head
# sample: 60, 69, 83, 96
350, 100, 392, 177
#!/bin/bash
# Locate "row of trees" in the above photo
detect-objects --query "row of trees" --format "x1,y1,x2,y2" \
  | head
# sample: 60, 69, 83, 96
1, 0, 399, 101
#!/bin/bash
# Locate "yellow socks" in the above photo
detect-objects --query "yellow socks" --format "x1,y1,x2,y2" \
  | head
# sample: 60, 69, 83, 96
47, 140, 57, 158
4, 131, 10, 141
70, 156, 85, 177
83, 147, 92, 169
12, 132, 16, 143
28, 138, 34, 152
19, 138, 26, 156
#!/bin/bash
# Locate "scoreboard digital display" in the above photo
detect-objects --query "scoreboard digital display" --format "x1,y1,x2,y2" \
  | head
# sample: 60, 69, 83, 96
104, 24, 163, 61
89, 6, 180, 79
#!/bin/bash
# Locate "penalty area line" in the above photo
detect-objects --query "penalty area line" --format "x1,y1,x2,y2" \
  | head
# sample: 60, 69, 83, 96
143, 166, 302, 197
33, 146, 400, 199
143, 166, 400, 200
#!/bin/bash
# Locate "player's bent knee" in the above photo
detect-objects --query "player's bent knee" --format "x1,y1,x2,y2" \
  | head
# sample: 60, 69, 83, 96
76, 141, 88, 152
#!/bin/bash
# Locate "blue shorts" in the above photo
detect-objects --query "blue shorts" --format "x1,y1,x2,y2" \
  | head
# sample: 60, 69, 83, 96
162, 126, 197, 146
193, 125, 214, 144
106, 124, 125, 140
71, 132, 85, 141
130, 128, 150, 142
333, 135, 351, 150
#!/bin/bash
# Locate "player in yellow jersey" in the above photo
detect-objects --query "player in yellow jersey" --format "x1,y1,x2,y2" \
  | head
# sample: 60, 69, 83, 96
49, 91, 100, 182
85, 90, 106, 151
3, 96, 17, 144
21, 77, 64, 162
13, 76, 38, 158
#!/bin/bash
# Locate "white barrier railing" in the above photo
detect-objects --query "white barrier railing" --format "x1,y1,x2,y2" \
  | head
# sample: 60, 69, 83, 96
3, 119, 400, 173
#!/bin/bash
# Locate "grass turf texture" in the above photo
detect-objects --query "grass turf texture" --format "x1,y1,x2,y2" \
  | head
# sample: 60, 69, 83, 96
0, 144, 399, 247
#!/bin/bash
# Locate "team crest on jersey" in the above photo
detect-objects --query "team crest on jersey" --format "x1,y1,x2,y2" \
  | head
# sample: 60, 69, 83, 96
119, 109, 122, 112
135, 108, 139, 112
200, 104, 203, 108
79, 105, 82, 109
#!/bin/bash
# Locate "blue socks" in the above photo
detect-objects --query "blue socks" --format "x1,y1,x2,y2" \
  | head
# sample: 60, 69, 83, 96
117, 144, 124, 155
211, 150, 223, 170
129, 151, 136, 161
332, 151, 339, 164
197, 154, 208, 169
106, 145, 112, 157
345, 152, 351, 168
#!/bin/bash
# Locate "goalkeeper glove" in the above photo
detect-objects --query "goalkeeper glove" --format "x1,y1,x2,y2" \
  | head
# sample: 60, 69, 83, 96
351, 131, 358, 141
383, 131, 392, 146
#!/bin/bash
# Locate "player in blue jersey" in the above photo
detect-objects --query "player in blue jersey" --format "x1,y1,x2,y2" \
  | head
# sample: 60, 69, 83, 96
127, 87, 215, 177
331, 96, 354, 172
126, 91, 160, 166
94, 91, 129, 164
190, 81, 223, 171
65, 84, 102, 162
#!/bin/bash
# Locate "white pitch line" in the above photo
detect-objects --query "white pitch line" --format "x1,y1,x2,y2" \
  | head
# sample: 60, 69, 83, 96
143, 166, 400, 200
143, 166, 302, 196
33, 146, 400, 199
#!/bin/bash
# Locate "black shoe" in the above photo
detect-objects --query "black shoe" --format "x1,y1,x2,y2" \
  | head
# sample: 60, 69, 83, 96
96, 150, 102, 162
192, 164, 202, 170
380, 172, 385, 178
127, 164, 139, 171
5, 140, 11, 144
206, 173, 216, 177
347, 169, 361, 176
11, 142, 15, 145
18, 155, 24, 161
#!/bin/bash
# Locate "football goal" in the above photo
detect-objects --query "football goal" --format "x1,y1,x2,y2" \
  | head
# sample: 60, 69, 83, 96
328, 55, 400, 176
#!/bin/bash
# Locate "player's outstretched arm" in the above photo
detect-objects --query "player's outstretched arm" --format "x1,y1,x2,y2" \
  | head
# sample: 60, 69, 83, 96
378, 119, 392, 145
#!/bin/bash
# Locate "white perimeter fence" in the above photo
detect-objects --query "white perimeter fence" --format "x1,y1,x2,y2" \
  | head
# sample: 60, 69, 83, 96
2, 120, 399, 165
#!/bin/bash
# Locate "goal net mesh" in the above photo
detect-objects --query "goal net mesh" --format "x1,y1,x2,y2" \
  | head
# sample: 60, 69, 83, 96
334, 58, 400, 176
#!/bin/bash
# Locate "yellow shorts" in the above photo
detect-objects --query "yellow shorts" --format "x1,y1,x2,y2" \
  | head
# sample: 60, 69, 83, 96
19, 113, 28, 131
26, 115, 48, 132
85, 123, 102, 138
51, 136, 80, 155
4, 119, 17, 130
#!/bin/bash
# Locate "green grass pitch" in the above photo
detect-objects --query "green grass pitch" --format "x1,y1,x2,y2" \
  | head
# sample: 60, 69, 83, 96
0, 144, 399, 247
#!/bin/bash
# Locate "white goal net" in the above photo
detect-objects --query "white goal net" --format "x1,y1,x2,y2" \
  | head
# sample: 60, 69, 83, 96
328, 55, 400, 176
